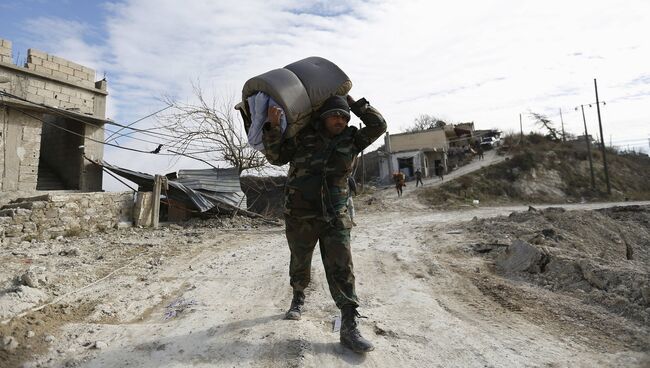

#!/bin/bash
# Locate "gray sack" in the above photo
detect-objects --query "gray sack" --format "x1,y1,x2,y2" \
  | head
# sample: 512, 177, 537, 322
236, 56, 352, 140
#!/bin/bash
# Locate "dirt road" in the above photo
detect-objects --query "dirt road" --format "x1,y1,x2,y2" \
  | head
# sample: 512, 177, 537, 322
3, 194, 645, 368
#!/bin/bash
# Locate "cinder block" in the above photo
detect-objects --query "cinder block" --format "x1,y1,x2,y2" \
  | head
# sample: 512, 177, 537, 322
52, 70, 67, 80
36, 88, 54, 98
45, 82, 62, 93
34, 65, 53, 75
26, 94, 45, 105
19, 174, 38, 184
66, 60, 84, 71
27, 55, 42, 65
59, 64, 74, 75
28, 49, 48, 60
0, 47, 11, 57
41, 59, 59, 70
60, 85, 77, 96
66, 75, 83, 84
0, 55, 12, 64
49, 54, 69, 66
29, 79, 46, 88
68, 96, 84, 106
27, 86, 38, 95
43, 96, 60, 107
73, 69, 89, 80
80, 80, 95, 89
1, 39, 12, 48
56, 93, 71, 102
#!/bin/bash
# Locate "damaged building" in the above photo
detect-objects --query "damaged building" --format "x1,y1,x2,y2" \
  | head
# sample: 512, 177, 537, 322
0, 38, 107, 193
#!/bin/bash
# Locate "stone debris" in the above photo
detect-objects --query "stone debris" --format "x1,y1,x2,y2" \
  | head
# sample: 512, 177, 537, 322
93, 341, 108, 350
496, 240, 547, 274
164, 297, 198, 319
2, 335, 19, 351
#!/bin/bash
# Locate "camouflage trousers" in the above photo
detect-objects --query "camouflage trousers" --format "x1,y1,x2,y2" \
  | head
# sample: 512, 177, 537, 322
285, 215, 359, 309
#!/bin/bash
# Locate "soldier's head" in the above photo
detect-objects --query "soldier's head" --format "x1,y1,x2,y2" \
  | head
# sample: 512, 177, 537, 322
319, 95, 350, 137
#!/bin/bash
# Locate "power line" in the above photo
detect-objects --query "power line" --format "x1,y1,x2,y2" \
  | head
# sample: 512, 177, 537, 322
104, 104, 173, 143
0, 90, 222, 153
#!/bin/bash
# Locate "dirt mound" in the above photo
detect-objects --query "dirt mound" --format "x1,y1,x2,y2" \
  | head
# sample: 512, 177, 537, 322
419, 137, 650, 206
467, 205, 650, 324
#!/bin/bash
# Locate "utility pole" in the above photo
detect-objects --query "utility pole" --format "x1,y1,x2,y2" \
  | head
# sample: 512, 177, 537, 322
594, 78, 611, 195
577, 105, 596, 190
559, 108, 566, 142
519, 113, 523, 142
152, 174, 162, 228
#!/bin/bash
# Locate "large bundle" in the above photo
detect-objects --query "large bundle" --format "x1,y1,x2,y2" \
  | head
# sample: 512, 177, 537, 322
236, 57, 352, 141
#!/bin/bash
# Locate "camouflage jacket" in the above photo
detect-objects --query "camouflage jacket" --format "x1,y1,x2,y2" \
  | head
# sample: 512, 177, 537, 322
262, 98, 387, 222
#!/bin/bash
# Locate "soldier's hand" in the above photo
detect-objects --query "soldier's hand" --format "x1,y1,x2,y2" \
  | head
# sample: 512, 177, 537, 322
267, 106, 283, 127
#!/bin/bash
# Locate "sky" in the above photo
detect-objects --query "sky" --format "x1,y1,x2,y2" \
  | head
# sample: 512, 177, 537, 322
1, 0, 649, 191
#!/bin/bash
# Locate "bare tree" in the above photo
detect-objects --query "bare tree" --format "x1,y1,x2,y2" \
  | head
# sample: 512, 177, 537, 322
405, 114, 447, 133
158, 85, 266, 174
529, 111, 561, 141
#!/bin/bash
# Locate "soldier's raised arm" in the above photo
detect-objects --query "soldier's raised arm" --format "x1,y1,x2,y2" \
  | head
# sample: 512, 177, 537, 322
348, 95, 387, 152
262, 105, 297, 166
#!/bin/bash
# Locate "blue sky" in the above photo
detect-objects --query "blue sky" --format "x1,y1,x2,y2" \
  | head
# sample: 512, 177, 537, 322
1, 0, 649, 190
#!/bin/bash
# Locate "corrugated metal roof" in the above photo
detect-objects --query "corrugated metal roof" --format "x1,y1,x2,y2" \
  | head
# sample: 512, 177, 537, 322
91, 159, 217, 212
174, 168, 243, 193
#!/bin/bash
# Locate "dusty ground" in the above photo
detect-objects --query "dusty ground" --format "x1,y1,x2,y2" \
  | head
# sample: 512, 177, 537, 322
1, 157, 649, 367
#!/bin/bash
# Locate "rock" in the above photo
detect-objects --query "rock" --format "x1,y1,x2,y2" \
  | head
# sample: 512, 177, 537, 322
26, 330, 35, 338
496, 240, 547, 273
93, 341, 108, 350
59, 247, 80, 256
44, 335, 55, 343
2, 335, 19, 351
21, 270, 40, 288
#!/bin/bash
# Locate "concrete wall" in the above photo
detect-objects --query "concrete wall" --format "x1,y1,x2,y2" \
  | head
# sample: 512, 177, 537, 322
0, 38, 107, 192
389, 129, 448, 153
0, 192, 133, 245
0, 108, 43, 191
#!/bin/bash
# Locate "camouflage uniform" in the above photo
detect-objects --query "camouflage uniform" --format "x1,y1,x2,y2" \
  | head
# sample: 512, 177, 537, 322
262, 98, 387, 309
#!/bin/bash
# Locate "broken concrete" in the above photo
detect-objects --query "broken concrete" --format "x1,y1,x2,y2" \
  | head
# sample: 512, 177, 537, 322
496, 240, 547, 273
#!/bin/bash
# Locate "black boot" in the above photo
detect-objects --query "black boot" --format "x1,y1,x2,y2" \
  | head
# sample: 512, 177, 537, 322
340, 306, 374, 353
285, 290, 305, 320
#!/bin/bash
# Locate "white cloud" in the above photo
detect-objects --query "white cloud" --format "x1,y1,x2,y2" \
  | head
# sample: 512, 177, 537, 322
19, 0, 650, 190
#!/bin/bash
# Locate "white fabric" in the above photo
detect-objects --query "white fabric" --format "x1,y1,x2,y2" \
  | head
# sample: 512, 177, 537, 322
247, 91, 287, 151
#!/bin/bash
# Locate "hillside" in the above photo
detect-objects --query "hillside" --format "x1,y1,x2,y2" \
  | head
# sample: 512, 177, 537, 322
419, 135, 650, 207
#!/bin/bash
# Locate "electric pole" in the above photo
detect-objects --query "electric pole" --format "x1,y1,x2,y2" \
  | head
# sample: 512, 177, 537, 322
594, 78, 611, 195
560, 108, 566, 143
577, 104, 596, 190
519, 113, 523, 142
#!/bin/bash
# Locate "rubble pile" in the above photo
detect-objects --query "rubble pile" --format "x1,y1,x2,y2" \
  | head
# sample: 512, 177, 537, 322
468, 205, 650, 324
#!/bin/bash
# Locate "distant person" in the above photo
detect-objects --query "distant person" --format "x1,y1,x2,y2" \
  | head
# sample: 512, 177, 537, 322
393, 171, 406, 197
414, 168, 424, 187
477, 147, 484, 160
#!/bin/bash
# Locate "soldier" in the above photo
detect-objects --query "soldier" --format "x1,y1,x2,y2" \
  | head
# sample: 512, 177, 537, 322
263, 94, 386, 353
414, 168, 424, 187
